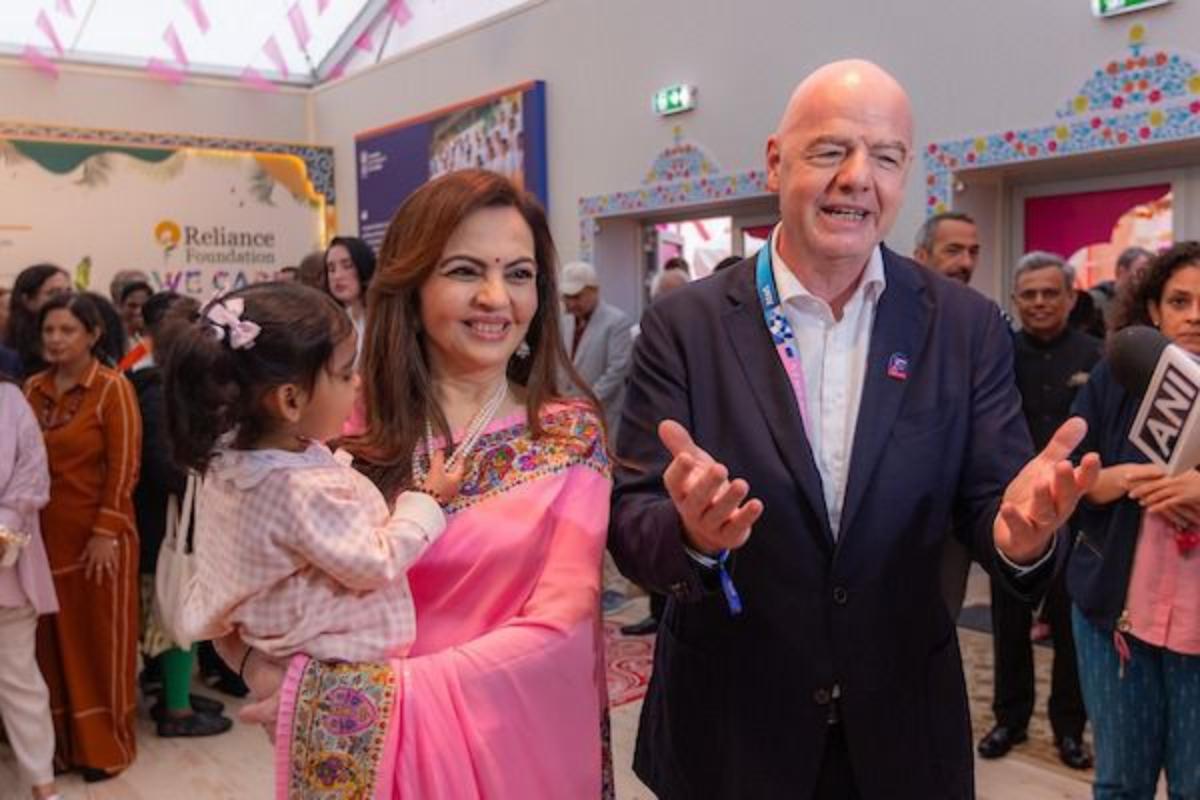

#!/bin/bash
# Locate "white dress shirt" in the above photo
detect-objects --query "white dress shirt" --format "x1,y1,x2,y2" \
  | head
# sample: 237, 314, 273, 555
770, 227, 886, 538
685, 234, 1054, 572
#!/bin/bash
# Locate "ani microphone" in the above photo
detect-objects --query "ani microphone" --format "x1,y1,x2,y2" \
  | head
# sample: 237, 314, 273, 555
1110, 324, 1200, 475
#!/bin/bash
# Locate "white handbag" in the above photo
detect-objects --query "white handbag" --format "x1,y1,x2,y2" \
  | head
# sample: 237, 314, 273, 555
155, 471, 199, 649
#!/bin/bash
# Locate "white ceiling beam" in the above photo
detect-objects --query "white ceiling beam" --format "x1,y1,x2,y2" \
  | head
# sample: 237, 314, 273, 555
314, 0, 388, 82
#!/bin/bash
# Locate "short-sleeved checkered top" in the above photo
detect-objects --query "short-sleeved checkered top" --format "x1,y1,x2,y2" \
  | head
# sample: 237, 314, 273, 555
182, 443, 445, 662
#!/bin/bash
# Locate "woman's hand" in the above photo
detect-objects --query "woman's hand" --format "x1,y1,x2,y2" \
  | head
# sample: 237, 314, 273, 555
1085, 463, 1165, 505
419, 448, 464, 505
1129, 470, 1200, 528
1119, 463, 1168, 495
80, 535, 120, 584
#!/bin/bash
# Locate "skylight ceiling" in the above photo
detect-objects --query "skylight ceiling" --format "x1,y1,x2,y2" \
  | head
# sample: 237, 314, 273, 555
0, 0, 535, 87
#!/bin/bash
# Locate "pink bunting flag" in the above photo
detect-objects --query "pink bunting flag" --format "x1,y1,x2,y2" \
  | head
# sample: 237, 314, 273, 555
147, 57, 186, 85
184, 0, 211, 34
163, 23, 188, 66
388, 0, 412, 26
327, 61, 345, 80
353, 29, 373, 52
21, 45, 58, 78
240, 66, 278, 93
262, 35, 289, 78
317, 0, 331, 13
288, 3, 311, 48
56, 0, 75, 18
36, 10, 65, 56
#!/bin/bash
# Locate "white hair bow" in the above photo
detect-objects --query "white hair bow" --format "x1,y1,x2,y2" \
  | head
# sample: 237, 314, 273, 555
205, 298, 260, 350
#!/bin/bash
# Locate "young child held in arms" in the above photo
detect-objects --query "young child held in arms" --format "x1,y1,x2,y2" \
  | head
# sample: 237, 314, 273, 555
162, 282, 459, 663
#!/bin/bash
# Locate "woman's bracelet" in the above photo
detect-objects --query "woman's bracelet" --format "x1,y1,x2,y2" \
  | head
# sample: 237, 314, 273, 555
238, 646, 254, 681
411, 485, 446, 505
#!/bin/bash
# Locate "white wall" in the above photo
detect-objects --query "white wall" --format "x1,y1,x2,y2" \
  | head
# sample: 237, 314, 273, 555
0, 58, 311, 142
7, 0, 1195, 298
312, 0, 1200, 290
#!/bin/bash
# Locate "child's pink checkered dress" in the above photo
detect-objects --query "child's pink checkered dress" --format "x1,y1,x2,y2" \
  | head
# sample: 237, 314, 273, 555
181, 443, 444, 661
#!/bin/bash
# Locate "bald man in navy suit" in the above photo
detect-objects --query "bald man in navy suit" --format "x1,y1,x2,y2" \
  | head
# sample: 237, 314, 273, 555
609, 60, 1100, 799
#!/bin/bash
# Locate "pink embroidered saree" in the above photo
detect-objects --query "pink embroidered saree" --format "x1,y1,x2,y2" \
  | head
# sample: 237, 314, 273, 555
276, 405, 610, 798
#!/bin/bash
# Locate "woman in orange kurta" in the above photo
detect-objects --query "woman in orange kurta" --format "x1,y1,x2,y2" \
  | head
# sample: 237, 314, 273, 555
23, 293, 141, 782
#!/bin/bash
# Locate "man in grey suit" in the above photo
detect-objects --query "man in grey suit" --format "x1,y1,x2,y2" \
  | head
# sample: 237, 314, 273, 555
562, 260, 635, 611
912, 211, 984, 618
560, 260, 633, 435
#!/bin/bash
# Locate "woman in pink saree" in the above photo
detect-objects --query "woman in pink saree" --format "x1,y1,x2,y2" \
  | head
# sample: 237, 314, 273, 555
231, 169, 612, 798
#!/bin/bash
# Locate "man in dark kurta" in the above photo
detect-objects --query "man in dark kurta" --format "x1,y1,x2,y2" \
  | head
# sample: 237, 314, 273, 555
979, 251, 1101, 769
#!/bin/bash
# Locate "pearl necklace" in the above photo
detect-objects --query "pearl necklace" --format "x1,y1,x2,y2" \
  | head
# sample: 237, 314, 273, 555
411, 380, 509, 482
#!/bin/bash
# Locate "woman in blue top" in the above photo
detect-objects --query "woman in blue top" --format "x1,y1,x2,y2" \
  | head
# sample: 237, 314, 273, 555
1068, 240, 1200, 800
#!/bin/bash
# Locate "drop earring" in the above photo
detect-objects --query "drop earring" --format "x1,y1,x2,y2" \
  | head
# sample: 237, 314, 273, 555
515, 339, 531, 359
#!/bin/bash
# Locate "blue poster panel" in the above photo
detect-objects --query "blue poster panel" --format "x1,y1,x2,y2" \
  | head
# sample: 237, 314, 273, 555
355, 80, 548, 251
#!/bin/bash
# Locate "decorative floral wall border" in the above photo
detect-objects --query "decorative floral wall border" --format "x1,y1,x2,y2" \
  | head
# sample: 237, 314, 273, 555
578, 127, 770, 260
924, 24, 1200, 216
643, 128, 724, 184
0, 119, 335, 204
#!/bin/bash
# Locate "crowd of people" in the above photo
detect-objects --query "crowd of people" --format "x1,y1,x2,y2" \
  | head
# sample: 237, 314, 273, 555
0, 58, 1196, 800
0, 231, 389, 796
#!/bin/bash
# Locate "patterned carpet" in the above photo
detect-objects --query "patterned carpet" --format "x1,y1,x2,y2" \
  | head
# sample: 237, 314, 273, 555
959, 626, 1095, 781
601, 595, 1094, 780
604, 619, 655, 708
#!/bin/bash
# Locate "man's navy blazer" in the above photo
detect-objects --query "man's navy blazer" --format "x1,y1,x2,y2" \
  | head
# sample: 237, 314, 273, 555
610, 248, 1054, 799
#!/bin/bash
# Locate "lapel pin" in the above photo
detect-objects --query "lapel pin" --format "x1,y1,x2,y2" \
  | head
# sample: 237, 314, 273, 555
887, 352, 909, 381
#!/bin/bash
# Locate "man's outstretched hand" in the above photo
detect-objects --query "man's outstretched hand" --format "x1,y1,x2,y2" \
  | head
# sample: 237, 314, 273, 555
994, 417, 1101, 565
659, 420, 764, 555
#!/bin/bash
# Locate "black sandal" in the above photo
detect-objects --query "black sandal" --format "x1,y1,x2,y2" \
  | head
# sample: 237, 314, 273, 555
149, 693, 226, 721
81, 767, 116, 783
156, 710, 234, 738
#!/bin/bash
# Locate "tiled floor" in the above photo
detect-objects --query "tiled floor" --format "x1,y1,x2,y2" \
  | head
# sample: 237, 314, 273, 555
0, 575, 1164, 798
0, 692, 274, 799
0, 696, 1099, 800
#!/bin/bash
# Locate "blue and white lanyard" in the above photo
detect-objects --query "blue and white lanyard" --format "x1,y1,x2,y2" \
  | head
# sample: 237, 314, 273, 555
711, 245, 813, 616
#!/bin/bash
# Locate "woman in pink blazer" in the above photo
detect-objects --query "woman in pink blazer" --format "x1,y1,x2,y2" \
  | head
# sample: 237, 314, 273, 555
0, 375, 60, 799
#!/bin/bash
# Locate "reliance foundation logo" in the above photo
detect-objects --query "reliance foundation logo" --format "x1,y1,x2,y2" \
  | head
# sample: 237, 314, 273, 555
152, 219, 276, 267
155, 220, 182, 260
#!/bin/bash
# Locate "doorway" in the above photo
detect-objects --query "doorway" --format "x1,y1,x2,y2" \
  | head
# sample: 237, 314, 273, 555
948, 142, 1200, 308
591, 195, 778, 319
1024, 184, 1171, 289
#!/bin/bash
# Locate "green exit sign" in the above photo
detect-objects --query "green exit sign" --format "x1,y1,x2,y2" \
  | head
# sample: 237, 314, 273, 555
653, 84, 696, 116
1092, 0, 1171, 17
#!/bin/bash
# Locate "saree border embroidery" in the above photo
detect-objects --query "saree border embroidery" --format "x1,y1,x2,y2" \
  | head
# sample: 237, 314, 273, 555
289, 659, 397, 798
420, 407, 611, 516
